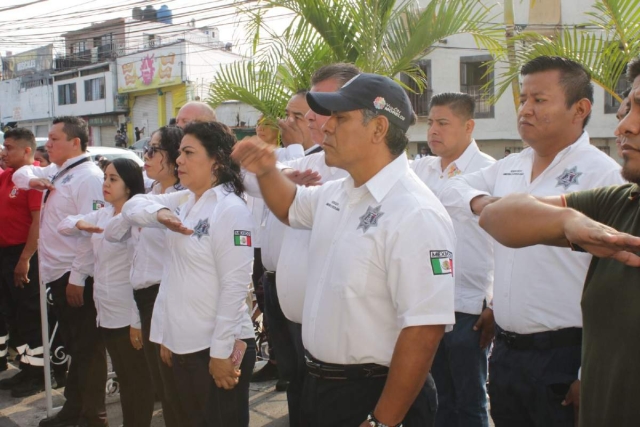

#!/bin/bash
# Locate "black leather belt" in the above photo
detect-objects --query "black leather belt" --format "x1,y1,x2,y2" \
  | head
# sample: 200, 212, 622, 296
496, 325, 582, 351
305, 351, 388, 380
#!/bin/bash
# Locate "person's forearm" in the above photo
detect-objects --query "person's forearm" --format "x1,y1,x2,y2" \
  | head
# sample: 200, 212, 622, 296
20, 215, 39, 262
373, 325, 444, 425
256, 167, 297, 225
479, 193, 574, 248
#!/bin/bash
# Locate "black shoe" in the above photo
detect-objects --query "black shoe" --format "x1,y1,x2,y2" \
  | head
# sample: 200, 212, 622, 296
0, 369, 28, 390
38, 414, 79, 427
275, 379, 289, 392
0, 358, 7, 372
11, 375, 46, 397
251, 361, 279, 382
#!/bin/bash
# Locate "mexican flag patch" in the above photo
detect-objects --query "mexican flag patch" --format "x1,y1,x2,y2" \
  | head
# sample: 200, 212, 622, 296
430, 250, 453, 275
92, 200, 106, 210
234, 230, 252, 247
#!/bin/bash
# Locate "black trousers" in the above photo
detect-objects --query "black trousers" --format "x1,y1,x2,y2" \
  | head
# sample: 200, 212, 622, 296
134, 284, 187, 427
301, 370, 437, 427
48, 273, 107, 425
101, 326, 154, 427
252, 248, 275, 362
263, 271, 307, 426
488, 331, 581, 427
171, 339, 257, 427
0, 245, 42, 355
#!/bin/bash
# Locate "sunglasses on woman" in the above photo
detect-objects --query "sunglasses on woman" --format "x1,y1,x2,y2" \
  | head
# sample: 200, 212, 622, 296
144, 145, 166, 158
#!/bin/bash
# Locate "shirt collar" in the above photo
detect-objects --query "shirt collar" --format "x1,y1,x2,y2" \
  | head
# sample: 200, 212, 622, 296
451, 140, 480, 172
305, 144, 321, 155
347, 153, 409, 204
60, 153, 91, 169
554, 131, 590, 156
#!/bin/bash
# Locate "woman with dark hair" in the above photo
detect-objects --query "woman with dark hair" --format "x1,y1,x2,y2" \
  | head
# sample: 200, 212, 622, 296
34, 146, 50, 167
105, 125, 188, 427
58, 158, 154, 427
119, 121, 256, 427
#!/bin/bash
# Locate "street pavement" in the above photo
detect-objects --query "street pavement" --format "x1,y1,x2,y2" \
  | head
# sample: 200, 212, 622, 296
0, 363, 289, 427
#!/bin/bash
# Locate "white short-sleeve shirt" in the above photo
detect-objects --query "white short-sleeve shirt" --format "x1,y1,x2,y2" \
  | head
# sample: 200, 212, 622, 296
289, 154, 456, 365
439, 132, 625, 333
411, 140, 495, 315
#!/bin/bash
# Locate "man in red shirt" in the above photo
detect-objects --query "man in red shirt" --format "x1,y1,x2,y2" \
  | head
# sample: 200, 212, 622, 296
0, 128, 45, 397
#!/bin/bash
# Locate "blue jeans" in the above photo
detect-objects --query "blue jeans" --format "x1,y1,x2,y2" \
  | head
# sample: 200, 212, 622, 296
432, 311, 489, 427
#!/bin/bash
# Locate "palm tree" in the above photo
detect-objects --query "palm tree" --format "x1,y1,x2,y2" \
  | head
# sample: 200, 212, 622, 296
208, 0, 502, 121
490, 0, 640, 106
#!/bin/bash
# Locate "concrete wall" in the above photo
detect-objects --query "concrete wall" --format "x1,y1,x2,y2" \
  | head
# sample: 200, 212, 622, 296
215, 101, 261, 128
0, 77, 54, 123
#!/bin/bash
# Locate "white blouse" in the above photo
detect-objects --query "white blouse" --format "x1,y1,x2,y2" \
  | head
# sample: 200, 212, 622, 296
58, 206, 137, 329
120, 186, 255, 358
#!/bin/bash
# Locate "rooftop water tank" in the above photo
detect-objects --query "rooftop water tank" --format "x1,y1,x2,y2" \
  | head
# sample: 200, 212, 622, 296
142, 6, 157, 22
132, 7, 143, 20
157, 5, 173, 24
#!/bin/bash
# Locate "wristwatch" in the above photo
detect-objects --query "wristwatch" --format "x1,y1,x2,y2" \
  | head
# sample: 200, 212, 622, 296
366, 412, 403, 427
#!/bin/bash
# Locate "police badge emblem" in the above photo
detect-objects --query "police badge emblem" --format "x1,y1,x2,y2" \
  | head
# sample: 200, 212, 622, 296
192, 218, 210, 240
357, 205, 384, 233
556, 166, 582, 190
61, 174, 74, 184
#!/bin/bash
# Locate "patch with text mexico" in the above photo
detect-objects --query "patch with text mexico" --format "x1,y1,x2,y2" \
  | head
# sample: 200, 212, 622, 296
430, 250, 453, 275
234, 230, 252, 247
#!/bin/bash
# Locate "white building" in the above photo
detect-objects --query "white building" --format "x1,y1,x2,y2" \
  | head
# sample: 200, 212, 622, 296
409, 0, 625, 162
0, 45, 56, 136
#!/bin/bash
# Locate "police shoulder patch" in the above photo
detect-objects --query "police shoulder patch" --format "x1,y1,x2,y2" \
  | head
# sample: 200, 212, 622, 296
234, 230, 252, 247
430, 250, 453, 276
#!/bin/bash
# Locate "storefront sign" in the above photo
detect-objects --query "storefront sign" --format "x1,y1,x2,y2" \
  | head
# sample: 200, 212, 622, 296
117, 44, 183, 93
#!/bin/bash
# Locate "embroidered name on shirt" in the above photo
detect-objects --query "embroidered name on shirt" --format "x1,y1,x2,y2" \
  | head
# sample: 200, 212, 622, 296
92, 200, 105, 210
430, 250, 453, 276
192, 218, 210, 240
357, 205, 384, 233
61, 174, 74, 184
556, 166, 583, 190
503, 170, 524, 176
325, 201, 340, 212
234, 230, 252, 247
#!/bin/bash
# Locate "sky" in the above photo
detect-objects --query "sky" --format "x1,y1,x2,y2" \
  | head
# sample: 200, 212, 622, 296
0, 0, 293, 58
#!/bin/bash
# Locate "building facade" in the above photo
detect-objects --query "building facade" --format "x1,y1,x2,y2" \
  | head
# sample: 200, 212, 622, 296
408, 0, 626, 163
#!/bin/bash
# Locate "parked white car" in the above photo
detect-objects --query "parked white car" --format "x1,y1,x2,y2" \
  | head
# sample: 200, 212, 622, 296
86, 146, 144, 166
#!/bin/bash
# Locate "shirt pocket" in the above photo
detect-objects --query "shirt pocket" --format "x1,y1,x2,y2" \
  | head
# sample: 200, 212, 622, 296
328, 229, 385, 299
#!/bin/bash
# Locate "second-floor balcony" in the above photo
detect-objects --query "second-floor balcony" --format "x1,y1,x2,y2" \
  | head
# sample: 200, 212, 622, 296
55, 50, 92, 70
55, 44, 117, 71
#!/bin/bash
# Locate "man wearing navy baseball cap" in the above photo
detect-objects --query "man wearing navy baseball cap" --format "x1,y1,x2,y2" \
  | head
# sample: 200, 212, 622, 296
233, 70, 456, 427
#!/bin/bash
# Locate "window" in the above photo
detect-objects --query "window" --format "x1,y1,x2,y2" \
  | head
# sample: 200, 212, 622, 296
402, 60, 432, 117
460, 56, 494, 118
597, 145, 611, 155
72, 40, 87, 54
144, 34, 160, 48
58, 83, 77, 105
85, 77, 105, 101
605, 75, 632, 114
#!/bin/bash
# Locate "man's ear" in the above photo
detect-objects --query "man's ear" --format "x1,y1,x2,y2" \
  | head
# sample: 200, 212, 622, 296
371, 115, 390, 146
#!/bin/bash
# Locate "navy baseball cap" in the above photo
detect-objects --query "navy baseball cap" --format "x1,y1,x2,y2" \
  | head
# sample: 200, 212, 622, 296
306, 73, 414, 132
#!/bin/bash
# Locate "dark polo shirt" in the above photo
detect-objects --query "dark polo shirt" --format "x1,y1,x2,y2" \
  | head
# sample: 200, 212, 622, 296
565, 184, 640, 427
